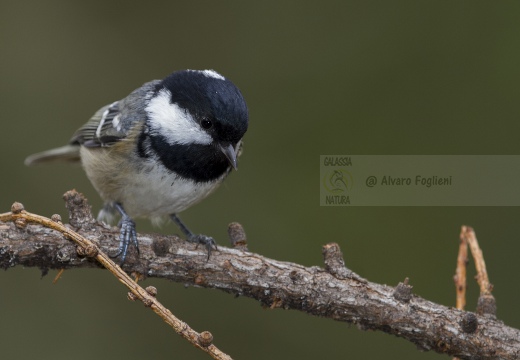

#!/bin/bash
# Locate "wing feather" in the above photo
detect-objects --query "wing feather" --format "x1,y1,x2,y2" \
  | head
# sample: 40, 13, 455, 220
25, 79, 160, 165
70, 79, 160, 148
71, 101, 126, 147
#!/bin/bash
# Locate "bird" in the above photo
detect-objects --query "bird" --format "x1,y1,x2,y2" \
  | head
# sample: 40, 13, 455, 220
25, 69, 249, 263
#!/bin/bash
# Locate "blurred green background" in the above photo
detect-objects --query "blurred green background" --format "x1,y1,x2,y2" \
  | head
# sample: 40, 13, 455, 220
1, 1, 520, 359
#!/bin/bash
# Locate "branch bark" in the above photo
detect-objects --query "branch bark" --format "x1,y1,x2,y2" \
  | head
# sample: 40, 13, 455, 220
1, 191, 519, 359
2, 195, 232, 360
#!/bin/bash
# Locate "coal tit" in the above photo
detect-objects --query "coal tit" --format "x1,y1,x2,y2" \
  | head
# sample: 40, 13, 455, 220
25, 69, 249, 263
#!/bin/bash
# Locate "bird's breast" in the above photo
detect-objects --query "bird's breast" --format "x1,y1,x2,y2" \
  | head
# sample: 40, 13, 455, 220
80, 146, 227, 219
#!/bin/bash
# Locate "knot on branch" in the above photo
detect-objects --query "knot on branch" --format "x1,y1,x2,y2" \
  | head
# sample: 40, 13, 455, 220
198, 331, 213, 347
228, 222, 248, 251
14, 218, 27, 229
146, 286, 158, 297
322, 243, 366, 283
393, 277, 413, 303
477, 294, 497, 318
460, 312, 478, 333
11, 202, 25, 214
76, 244, 98, 258
63, 190, 96, 230
51, 214, 62, 223
127, 292, 138, 301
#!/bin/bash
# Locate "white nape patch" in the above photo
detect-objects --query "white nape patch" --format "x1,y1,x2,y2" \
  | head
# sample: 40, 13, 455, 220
202, 69, 225, 80
146, 89, 213, 145
188, 69, 225, 81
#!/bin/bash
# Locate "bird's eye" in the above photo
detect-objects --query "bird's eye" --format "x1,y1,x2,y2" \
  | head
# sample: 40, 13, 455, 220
201, 119, 213, 129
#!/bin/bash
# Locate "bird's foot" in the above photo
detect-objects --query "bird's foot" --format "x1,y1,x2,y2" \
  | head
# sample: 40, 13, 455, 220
170, 213, 217, 260
187, 234, 218, 260
110, 203, 139, 264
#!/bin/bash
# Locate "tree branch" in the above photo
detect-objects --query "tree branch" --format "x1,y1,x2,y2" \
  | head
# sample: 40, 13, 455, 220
1, 190, 519, 359
1, 194, 231, 360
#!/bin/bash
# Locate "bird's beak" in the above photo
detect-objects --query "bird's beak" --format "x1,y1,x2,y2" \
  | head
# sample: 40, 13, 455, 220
219, 143, 238, 170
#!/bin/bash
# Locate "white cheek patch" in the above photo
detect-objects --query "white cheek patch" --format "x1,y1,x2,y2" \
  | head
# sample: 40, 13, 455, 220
145, 89, 213, 145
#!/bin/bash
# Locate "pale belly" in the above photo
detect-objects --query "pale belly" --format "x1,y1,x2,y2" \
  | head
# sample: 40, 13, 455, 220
80, 146, 226, 219
119, 169, 223, 218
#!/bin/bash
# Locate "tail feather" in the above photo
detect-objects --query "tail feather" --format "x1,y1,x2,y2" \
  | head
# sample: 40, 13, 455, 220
24, 145, 81, 166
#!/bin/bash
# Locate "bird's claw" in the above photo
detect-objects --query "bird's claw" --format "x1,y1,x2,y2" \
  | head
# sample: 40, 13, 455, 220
187, 234, 217, 260
110, 213, 139, 264
169, 214, 217, 260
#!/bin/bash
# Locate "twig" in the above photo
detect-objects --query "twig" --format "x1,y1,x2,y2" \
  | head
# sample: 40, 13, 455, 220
454, 228, 468, 310
453, 227, 470, 360
460, 226, 497, 317
0, 198, 232, 360
461, 226, 492, 296
452, 226, 497, 360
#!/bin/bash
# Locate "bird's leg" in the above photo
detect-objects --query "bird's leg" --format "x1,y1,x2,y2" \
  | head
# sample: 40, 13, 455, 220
169, 214, 217, 260
110, 203, 139, 264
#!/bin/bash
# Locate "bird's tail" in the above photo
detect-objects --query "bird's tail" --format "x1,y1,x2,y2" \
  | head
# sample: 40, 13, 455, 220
24, 145, 81, 166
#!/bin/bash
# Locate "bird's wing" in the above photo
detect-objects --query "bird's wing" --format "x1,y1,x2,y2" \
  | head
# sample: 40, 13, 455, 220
70, 79, 161, 147
70, 101, 125, 147
25, 80, 161, 165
